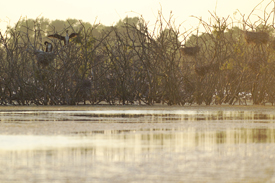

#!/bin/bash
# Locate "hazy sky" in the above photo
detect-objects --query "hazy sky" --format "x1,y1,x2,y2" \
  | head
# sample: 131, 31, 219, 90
0, 0, 273, 32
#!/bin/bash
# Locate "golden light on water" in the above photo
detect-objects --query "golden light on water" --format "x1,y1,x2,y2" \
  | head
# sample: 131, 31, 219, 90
0, 106, 275, 182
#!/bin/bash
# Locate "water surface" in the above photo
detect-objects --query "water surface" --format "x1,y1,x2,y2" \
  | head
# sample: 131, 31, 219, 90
0, 105, 275, 182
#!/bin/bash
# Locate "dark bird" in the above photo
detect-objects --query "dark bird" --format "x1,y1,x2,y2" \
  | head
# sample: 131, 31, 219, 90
47, 30, 79, 45
243, 31, 269, 44
180, 45, 200, 56
44, 41, 53, 52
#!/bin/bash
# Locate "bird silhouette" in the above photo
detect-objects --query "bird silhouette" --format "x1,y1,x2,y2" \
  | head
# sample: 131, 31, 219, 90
44, 41, 53, 52
47, 30, 79, 46
180, 45, 200, 56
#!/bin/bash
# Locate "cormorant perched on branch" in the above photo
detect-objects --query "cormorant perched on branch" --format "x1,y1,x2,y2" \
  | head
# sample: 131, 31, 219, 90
180, 45, 200, 56
47, 30, 79, 45
44, 41, 53, 52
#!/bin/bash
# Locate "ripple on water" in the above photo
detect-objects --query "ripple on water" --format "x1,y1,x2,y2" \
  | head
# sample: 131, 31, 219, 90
0, 106, 275, 182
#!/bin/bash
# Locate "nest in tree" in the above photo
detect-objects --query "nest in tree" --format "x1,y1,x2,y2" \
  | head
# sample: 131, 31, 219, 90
244, 31, 269, 44
34, 50, 55, 67
195, 63, 219, 76
180, 46, 200, 56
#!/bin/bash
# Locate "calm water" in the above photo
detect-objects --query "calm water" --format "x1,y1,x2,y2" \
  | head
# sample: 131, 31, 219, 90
0, 105, 275, 183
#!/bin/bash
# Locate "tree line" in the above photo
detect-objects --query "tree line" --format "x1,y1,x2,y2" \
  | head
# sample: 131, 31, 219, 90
1, 5, 275, 105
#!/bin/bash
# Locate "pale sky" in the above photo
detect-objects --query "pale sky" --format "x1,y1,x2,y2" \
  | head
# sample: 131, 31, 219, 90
0, 0, 273, 33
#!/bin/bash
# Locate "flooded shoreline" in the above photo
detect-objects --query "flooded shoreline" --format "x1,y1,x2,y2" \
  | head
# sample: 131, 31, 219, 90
1, 105, 275, 182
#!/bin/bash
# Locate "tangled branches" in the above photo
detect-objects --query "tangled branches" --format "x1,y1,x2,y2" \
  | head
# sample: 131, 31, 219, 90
1, 2, 275, 106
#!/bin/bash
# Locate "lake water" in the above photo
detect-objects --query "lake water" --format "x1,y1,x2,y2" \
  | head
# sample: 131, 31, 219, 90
0, 105, 275, 183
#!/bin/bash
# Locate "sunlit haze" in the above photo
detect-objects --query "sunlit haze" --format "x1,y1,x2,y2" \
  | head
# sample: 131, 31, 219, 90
0, 0, 273, 33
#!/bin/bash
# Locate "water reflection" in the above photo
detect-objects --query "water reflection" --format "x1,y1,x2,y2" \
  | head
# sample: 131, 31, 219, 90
0, 107, 275, 182
1, 109, 275, 123
2, 128, 273, 151
71, 127, 275, 144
